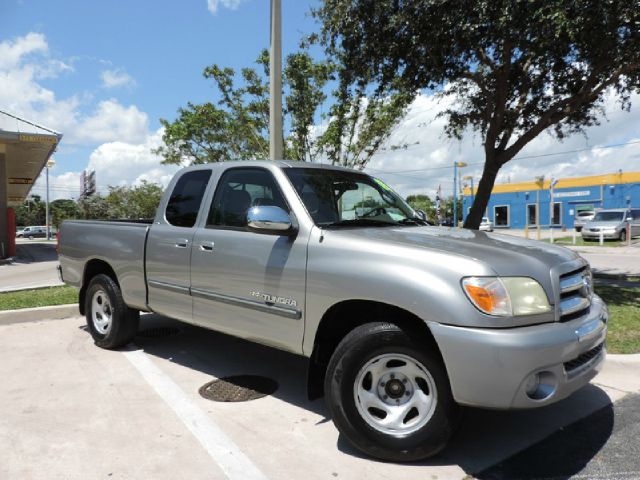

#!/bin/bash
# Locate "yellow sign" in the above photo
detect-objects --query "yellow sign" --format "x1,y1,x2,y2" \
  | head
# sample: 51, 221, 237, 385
8, 177, 33, 184
18, 134, 57, 144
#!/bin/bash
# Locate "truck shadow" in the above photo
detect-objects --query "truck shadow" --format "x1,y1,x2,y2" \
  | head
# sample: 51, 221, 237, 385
131, 313, 614, 477
13, 241, 58, 264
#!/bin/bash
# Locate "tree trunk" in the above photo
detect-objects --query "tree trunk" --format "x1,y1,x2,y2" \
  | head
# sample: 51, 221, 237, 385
463, 155, 500, 230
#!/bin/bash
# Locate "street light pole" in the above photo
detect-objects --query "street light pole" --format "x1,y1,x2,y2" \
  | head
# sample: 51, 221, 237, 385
45, 159, 55, 240
535, 175, 544, 241
269, 0, 283, 160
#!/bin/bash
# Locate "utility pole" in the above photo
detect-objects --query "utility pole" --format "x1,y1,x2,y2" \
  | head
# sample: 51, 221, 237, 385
269, 0, 283, 160
453, 161, 467, 227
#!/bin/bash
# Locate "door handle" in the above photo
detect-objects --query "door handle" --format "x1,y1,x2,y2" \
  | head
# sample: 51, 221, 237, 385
199, 241, 215, 252
175, 239, 189, 248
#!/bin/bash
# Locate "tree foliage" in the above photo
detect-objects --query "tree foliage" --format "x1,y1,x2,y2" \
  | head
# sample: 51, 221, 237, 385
104, 181, 164, 219
155, 49, 411, 169
316, 0, 640, 227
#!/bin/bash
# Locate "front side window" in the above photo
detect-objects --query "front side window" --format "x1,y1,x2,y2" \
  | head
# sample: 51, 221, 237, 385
165, 170, 212, 228
208, 168, 289, 228
283, 168, 421, 227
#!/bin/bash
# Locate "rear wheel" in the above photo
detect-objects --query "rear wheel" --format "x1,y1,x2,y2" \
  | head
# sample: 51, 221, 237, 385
85, 274, 139, 349
325, 322, 458, 461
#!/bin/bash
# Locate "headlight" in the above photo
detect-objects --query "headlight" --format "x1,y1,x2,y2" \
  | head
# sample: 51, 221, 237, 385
462, 277, 551, 316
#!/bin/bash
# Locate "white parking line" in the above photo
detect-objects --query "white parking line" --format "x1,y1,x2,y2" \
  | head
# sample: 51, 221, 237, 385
123, 348, 268, 480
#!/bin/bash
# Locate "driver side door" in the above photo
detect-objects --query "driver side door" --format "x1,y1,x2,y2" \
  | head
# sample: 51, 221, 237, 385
190, 167, 307, 353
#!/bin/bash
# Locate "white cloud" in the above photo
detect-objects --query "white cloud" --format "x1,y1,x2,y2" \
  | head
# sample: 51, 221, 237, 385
207, 0, 244, 15
362, 90, 640, 200
0, 33, 146, 146
101, 68, 135, 89
87, 128, 180, 189
0, 32, 48, 70
75, 99, 148, 144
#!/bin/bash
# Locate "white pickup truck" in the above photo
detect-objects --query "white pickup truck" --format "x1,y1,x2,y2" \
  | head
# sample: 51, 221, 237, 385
59, 161, 607, 461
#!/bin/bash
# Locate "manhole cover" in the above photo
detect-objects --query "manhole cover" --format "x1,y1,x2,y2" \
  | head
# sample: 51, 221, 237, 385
199, 375, 278, 402
136, 326, 181, 338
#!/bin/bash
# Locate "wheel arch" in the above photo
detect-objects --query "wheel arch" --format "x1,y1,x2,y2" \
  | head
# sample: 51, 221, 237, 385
307, 299, 447, 400
79, 259, 119, 315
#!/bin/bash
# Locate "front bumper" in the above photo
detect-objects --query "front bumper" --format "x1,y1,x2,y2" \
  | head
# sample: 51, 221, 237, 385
430, 295, 608, 409
581, 230, 620, 240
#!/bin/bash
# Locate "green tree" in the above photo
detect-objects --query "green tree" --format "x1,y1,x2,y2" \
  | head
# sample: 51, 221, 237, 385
14, 195, 45, 227
105, 181, 163, 219
77, 194, 110, 220
51, 199, 81, 228
405, 194, 434, 220
316, 0, 640, 228
155, 49, 410, 169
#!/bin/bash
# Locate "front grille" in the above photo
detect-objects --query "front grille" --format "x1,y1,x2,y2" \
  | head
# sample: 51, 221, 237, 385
564, 343, 604, 373
558, 266, 592, 322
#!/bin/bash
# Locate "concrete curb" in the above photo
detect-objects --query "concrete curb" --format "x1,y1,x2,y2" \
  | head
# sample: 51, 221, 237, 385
0, 282, 66, 294
0, 304, 79, 325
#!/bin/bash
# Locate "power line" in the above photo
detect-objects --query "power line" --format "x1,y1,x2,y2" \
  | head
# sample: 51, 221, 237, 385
367, 139, 640, 174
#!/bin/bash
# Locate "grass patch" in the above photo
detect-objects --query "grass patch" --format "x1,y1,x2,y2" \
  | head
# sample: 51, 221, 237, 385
553, 236, 628, 247
596, 285, 640, 354
0, 286, 77, 311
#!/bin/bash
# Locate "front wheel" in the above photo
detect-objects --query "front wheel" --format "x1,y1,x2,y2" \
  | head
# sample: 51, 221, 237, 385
85, 274, 139, 349
325, 322, 458, 461
619, 229, 627, 242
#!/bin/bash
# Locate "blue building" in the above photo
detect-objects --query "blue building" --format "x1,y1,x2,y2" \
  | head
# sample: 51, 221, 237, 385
462, 172, 640, 229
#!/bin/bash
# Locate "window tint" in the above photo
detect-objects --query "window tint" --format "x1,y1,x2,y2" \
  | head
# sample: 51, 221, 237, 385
165, 170, 212, 228
632, 209, 640, 220
208, 168, 289, 228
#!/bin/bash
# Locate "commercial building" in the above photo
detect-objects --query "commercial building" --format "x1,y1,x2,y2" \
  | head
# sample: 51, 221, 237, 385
462, 171, 640, 230
0, 112, 62, 258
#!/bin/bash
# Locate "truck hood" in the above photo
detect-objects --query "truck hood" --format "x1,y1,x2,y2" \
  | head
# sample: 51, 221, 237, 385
330, 225, 581, 279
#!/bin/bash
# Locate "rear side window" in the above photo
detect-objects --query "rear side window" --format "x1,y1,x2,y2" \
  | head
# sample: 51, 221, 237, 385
165, 170, 212, 228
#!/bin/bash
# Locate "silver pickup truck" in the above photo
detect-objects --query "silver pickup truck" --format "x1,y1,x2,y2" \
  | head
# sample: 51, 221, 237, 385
59, 161, 608, 461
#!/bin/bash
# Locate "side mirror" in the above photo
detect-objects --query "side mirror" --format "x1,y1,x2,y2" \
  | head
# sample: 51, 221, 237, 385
247, 206, 295, 235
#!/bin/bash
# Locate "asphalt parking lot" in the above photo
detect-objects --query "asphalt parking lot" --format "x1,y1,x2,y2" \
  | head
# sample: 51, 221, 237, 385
1, 313, 639, 480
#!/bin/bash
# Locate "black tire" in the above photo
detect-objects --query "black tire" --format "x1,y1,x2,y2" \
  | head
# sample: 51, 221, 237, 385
85, 274, 139, 349
619, 229, 626, 242
325, 322, 459, 462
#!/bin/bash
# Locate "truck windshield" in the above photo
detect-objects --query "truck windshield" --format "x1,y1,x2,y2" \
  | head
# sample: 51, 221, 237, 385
283, 168, 424, 227
593, 211, 624, 222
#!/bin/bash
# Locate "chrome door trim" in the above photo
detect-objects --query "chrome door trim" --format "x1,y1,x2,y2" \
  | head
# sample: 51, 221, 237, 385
148, 279, 190, 295
191, 287, 302, 320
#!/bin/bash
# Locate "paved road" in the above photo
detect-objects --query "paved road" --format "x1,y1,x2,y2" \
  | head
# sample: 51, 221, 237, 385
0, 313, 638, 480
0, 240, 62, 292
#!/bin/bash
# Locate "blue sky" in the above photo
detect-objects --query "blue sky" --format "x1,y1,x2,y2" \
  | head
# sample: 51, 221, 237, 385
1, 0, 639, 201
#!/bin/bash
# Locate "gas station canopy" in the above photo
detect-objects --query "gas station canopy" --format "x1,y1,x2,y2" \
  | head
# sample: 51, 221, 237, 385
0, 111, 63, 258
0, 130, 62, 206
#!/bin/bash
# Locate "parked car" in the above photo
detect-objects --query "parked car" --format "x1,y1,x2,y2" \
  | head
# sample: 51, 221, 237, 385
16, 226, 47, 239
581, 208, 640, 241
574, 210, 596, 232
59, 161, 607, 462
479, 216, 493, 231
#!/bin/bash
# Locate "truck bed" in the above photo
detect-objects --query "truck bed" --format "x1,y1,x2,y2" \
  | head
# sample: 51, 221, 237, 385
59, 220, 151, 311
